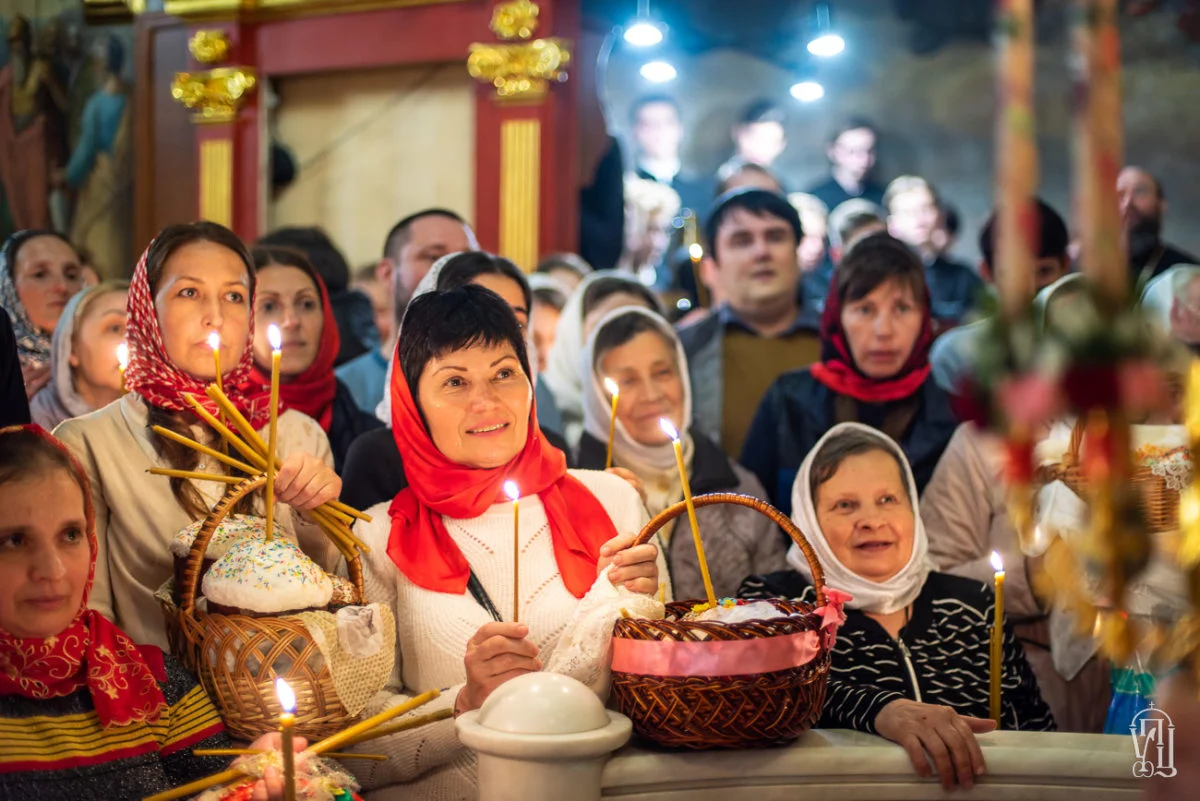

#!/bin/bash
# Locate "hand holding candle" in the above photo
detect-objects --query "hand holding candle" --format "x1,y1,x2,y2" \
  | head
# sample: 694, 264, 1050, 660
989, 550, 1006, 726
603, 377, 620, 470
116, 341, 129, 392
265, 325, 282, 542
660, 418, 716, 607
275, 677, 296, 801
505, 480, 520, 622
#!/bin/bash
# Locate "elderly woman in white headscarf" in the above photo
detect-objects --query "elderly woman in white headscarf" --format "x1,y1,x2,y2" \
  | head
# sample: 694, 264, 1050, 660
1141, 264, 1200, 352
577, 306, 787, 600
741, 423, 1054, 791
29, 281, 129, 430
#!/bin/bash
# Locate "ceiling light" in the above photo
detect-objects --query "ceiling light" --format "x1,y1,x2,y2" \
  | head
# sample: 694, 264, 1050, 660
790, 80, 825, 102
640, 60, 677, 83
624, 21, 664, 47
807, 2, 844, 58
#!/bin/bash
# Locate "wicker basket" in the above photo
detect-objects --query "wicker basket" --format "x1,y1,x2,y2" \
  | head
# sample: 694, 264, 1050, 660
1039, 419, 1186, 534
610, 492, 832, 749
175, 475, 368, 741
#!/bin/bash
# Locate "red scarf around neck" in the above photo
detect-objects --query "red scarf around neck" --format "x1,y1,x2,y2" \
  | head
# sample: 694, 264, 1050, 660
0, 425, 167, 727
124, 242, 271, 429
809, 277, 934, 403
244, 269, 340, 431
385, 355, 616, 599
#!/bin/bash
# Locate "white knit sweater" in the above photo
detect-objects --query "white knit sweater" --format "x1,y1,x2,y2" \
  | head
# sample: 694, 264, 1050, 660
347, 469, 655, 801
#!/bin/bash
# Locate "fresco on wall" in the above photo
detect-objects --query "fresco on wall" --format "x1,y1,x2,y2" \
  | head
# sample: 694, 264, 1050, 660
0, 2, 134, 277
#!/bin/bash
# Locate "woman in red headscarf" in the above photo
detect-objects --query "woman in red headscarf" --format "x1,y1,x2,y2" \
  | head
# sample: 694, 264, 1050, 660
0, 425, 302, 800
54, 222, 342, 652
243, 246, 382, 474
740, 232, 959, 516
344, 284, 662, 799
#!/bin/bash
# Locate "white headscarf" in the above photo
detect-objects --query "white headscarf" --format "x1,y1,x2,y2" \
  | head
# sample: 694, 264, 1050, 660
580, 306, 693, 516
374, 252, 463, 425
786, 422, 934, 614
1140, 264, 1200, 341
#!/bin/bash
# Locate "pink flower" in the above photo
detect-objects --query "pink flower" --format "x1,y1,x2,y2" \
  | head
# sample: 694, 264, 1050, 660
815, 587, 852, 632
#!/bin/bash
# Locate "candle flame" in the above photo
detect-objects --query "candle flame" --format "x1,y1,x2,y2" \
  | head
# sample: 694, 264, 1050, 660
688, 243, 704, 260
990, 550, 1004, 573
504, 480, 520, 502
268, 324, 282, 352
275, 677, 295, 714
207, 331, 220, 352
659, 418, 680, 442
115, 342, 129, 370
603, 377, 619, 397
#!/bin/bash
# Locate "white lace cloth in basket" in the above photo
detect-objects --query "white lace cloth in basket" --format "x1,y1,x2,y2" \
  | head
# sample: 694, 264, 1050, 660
1145, 448, 1193, 492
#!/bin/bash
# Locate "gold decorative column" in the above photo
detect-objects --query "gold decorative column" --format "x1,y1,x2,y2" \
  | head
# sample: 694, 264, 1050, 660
499, 119, 540, 273
199, 139, 234, 227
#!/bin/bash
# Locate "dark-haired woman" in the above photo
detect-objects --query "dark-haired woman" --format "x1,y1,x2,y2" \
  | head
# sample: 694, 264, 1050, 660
340, 251, 573, 511
539, 272, 664, 448
741, 423, 1053, 791
0, 230, 86, 398
54, 222, 341, 651
577, 307, 786, 600
345, 285, 662, 798
243, 246, 382, 473
741, 233, 958, 515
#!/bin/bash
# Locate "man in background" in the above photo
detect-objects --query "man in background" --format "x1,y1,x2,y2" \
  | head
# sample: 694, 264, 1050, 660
629, 94, 713, 215
805, 118, 886, 212
1118, 166, 1198, 282
717, 100, 788, 188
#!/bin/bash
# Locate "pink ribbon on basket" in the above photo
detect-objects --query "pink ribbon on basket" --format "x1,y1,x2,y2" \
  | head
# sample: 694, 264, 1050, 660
611, 629, 823, 677
814, 587, 853, 649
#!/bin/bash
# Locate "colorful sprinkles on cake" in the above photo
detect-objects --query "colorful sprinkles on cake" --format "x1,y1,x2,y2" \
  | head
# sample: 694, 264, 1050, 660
203, 538, 332, 612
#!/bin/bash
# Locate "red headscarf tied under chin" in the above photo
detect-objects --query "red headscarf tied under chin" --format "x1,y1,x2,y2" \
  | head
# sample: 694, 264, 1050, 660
0, 425, 167, 727
809, 276, 935, 403
124, 241, 271, 429
244, 270, 340, 431
385, 358, 617, 599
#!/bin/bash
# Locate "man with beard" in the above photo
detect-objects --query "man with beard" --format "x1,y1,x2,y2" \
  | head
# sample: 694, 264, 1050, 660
1118, 166, 1198, 282
678, 189, 820, 459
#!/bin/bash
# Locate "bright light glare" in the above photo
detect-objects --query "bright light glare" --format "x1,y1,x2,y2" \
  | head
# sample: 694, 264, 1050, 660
624, 21, 664, 47
659, 418, 680, 441
807, 33, 845, 57
275, 677, 296, 713
504, 480, 520, 502
990, 550, 1005, 573
640, 60, 677, 83
207, 331, 220, 352
790, 80, 825, 102
604, 377, 619, 397
268, 324, 282, 351
688, 243, 703, 260
115, 342, 129, 370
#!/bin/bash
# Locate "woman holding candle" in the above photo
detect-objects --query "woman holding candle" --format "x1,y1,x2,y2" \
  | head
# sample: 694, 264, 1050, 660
54, 222, 341, 651
577, 306, 787, 600
0, 425, 298, 801
740, 232, 958, 515
244, 246, 382, 474
28, 281, 129, 430
741, 423, 1053, 791
0, 230, 87, 398
348, 286, 663, 799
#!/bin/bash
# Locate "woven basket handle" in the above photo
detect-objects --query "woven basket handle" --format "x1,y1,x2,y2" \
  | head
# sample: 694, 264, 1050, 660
179, 475, 365, 616
632, 492, 827, 607
1063, 417, 1086, 468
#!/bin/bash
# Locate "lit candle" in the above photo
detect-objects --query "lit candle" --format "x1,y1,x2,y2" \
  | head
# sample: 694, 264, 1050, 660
989, 550, 1006, 726
505, 480, 520, 622
115, 341, 129, 393
264, 324, 282, 542
659, 418, 716, 607
684, 212, 709, 307
275, 677, 296, 801
207, 331, 222, 392
603, 377, 620, 470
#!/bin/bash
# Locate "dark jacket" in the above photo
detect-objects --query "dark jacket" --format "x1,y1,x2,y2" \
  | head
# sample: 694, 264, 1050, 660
330, 288, 379, 367
804, 176, 886, 214
328, 379, 384, 475
340, 425, 573, 512
740, 570, 1056, 734
1132, 241, 1200, 282
926, 255, 984, 328
579, 137, 626, 272
0, 307, 30, 426
576, 430, 789, 600
740, 368, 958, 515
634, 166, 716, 217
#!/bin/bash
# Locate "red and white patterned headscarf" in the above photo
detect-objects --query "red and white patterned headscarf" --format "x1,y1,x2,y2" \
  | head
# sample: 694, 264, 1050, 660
123, 239, 271, 429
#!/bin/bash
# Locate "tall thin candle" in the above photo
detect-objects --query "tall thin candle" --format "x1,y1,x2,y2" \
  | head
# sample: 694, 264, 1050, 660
505, 480, 520, 622
659, 418, 716, 606
264, 325, 282, 542
603, 377, 620, 470
989, 550, 1006, 726
275, 677, 296, 801
116, 342, 129, 393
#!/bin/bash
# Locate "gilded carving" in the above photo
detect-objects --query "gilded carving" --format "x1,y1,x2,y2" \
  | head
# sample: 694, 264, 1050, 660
491, 0, 539, 41
468, 38, 570, 102
163, 0, 466, 21
82, 0, 147, 23
189, 31, 232, 64
171, 67, 258, 124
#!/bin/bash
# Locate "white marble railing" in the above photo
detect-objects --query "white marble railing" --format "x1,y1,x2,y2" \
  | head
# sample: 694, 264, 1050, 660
459, 674, 1145, 801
